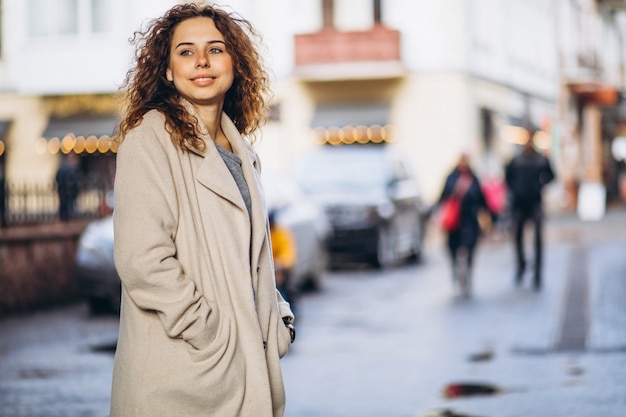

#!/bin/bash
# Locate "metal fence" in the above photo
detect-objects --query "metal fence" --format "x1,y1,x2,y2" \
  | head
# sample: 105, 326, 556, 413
1, 180, 110, 226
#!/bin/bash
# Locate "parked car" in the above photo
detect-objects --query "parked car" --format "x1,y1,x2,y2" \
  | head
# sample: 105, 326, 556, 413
76, 214, 120, 314
76, 173, 329, 314
292, 145, 428, 268
263, 172, 331, 294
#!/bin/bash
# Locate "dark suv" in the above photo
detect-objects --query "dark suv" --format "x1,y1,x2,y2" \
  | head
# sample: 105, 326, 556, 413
292, 145, 427, 268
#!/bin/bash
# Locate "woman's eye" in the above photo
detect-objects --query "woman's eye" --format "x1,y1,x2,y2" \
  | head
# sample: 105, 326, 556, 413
209, 47, 223, 54
180, 49, 193, 56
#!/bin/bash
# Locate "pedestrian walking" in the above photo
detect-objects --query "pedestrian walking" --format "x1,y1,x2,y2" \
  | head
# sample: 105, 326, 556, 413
111, 4, 295, 417
505, 126, 555, 290
480, 160, 507, 235
437, 152, 490, 297
55, 153, 81, 222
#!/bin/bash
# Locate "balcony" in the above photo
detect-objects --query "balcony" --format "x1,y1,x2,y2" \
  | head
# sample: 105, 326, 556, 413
294, 25, 405, 81
568, 81, 619, 106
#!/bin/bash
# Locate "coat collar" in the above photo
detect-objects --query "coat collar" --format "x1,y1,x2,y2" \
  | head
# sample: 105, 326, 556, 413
180, 99, 258, 168
184, 101, 267, 265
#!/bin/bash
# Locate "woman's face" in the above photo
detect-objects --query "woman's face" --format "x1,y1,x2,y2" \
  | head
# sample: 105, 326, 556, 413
166, 17, 235, 110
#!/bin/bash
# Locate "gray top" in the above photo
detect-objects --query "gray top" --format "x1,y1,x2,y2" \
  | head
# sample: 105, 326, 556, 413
215, 142, 252, 224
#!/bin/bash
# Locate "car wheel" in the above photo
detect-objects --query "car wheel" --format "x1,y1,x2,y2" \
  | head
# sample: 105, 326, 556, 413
407, 225, 424, 263
372, 226, 396, 269
301, 242, 328, 292
88, 296, 113, 315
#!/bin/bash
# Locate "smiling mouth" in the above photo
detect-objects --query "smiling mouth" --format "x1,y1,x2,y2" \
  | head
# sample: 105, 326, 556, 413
192, 76, 215, 82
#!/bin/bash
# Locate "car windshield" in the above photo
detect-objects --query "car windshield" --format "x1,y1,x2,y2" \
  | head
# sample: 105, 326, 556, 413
262, 173, 302, 209
294, 149, 389, 193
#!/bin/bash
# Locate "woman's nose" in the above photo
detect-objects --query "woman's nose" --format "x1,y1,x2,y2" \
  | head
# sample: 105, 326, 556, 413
196, 52, 209, 67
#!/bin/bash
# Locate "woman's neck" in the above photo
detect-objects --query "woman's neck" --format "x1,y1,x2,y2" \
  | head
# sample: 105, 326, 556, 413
196, 105, 232, 152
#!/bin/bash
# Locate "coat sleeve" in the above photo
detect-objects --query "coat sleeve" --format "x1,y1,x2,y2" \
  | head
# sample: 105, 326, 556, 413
541, 156, 555, 186
438, 173, 455, 204
113, 120, 217, 351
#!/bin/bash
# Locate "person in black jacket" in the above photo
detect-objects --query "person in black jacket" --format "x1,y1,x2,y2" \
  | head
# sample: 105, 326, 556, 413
505, 127, 555, 290
438, 153, 490, 297
55, 153, 81, 222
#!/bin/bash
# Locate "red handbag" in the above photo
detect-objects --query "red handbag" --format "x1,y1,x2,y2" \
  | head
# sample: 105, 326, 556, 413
439, 197, 461, 231
439, 172, 473, 231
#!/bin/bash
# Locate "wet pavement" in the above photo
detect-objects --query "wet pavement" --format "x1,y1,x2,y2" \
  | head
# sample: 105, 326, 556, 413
0, 305, 117, 417
0, 206, 625, 417
280, 207, 626, 417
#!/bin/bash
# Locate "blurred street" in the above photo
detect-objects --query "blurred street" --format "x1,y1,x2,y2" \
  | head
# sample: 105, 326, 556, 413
1, 207, 626, 417
282, 206, 626, 417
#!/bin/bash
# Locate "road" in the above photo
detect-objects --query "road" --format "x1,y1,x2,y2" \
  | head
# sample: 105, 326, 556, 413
1, 208, 625, 417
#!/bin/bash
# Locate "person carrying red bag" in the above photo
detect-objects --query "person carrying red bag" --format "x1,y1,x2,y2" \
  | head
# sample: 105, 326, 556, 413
437, 152, 491, 297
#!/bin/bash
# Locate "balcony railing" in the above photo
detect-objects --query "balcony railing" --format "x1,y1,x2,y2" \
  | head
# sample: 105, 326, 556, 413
294, 25, 404, 80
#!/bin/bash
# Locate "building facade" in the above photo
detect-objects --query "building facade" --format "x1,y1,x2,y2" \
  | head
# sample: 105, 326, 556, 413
0, 0, 624, 218
252, 0, 626, 210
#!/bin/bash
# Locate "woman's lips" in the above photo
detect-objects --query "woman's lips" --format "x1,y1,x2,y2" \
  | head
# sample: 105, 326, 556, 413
191, 75, 215, 85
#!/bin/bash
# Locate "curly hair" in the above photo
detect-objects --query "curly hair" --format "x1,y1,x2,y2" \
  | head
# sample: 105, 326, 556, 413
117, 3, 271, 151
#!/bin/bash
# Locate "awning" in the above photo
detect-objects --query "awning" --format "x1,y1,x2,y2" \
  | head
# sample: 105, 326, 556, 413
311, 103, 390, 128
42, 113, 119, 139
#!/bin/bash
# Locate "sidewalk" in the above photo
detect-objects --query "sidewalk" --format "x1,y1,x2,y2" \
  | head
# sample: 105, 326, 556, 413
544, 203, 626, 245
420, 204, 626, 417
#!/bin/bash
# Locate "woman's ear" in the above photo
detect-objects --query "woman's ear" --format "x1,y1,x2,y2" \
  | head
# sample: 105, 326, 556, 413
166, 68, 173, 82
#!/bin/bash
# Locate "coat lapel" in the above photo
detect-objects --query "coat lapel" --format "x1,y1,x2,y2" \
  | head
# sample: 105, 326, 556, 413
183, 98, 267, 272
221, 114, 268, 266
194, 139, 247, 212
181, 100, 246, 213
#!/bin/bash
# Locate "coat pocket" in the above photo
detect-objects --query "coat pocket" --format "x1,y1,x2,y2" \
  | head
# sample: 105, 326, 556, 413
185, 312, 233, 366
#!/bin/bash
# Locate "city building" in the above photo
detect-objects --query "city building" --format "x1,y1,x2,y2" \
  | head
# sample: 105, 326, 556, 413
0, 0, 624, 222
253, 0, 626, 212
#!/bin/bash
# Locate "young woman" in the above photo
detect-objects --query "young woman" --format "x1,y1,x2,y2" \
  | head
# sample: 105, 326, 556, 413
437, 152, 490, 297
111, 4, 294, 416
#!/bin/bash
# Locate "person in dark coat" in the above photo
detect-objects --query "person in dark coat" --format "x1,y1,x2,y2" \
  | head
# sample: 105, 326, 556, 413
438, 153, 490, 297
55, 153, 81, 222
505, 127, 555, 290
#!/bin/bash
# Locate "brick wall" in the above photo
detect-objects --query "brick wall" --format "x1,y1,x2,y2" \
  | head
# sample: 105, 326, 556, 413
0, 221, 88, 316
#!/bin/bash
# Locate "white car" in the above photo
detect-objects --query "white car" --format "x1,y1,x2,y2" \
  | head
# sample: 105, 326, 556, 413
263, 172, 331, 294
76, 214, 120, 314
75, 174, 330, 314
293, 145, 428, 268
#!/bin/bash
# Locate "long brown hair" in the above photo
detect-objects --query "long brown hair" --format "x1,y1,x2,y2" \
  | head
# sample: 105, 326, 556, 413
116, 3, 271, 151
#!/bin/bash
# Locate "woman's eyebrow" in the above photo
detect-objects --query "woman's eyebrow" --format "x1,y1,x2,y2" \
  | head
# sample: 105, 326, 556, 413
174, 40, 226, 49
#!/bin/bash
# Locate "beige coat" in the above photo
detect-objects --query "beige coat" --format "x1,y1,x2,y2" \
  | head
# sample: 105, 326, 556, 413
110, 109, 294, 417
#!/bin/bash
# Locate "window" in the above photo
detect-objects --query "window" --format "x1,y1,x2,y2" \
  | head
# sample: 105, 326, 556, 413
28, 0, 110, 38
374, 0, 381, 24
391, 159, 409, 182
322, 0, 382, 29
322, 0, 334, 28
480, 108, 494, 151
91, 0, 109, 33
29, 0, 78, 37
